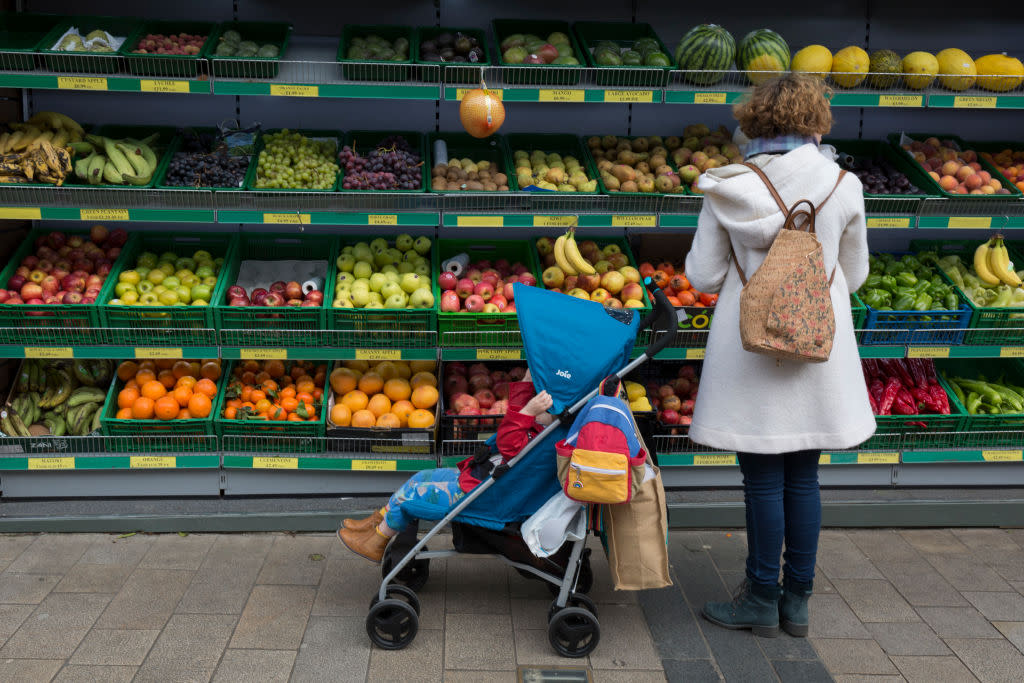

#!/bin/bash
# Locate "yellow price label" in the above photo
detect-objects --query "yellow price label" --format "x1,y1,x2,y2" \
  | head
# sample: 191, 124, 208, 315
612, 215, 657, 227
370, 445, 430, 454
352, 459, 398, 471
140, 79, 190, 93
477, 349, 520, 360
819, 454, 832, 465
953, 96, 997, 109
907, 347, 950, 358
693, 454, 737, 466
455, 216, 503, 227
0, 207, 41, 220
134, 348, 183, 359
80, 209, 129, 221
694, 92, 728, 104
253, 456, 298, 469
368, 214, 398, 225
270, 84, 319, 97
857, 452, 899, 464
239, 349, 287, 360
130, 456, 176, 468
456, 88, 502, 100
354, 349, 401, 361
604, 90, 654, 103
879, 95, 923, 107
533, 215, 578, 227
538, 89, 585, 102
685, 348, 706, 360
263, 213, 311, 224
24, 347, 73, 359
948, 217, 992, 228
866, 217, 911, 228
1000, 347, 1024, 358
983, 449, 1023, 461
28, 457, 74, 470
57, 76, 107, 90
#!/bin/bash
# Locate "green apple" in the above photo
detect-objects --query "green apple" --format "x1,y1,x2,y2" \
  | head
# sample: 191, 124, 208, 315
413, 236, 432, 255
158, 290, 179, 306
381, 281, 403, 300
190, 284, 212, 302
342, 245, 354, 255
146, 269, 166, 285
118, 269, 140, 285
162, 276, 181, 290
350, 288, 370, 307
335, 283, 352, 296
193, 250, 213, 263
400, 273, 423, 294
109, 298, 122, 305
374, 249, 394, 268
159, 251, 177, 264
414, 262, 430, 277
195, 265, 215, 279
384, 272, 400, 284
115, 282, 136, 297
352, 278, 370, 291
175, 257, 197, 272
175, 286, 192, 304
137, 252, 158, 269
153, 285, 167, 295
353, 261, 373, 280
174, 269, 192, 281
336, 253, 356, 272
139, 292, 159, 305
181, 274, 199, 288
387, 247, 403, 263
385, 292, 409, 309
395, 234, 414, 252
121, 290, 139, 305
403, 249, 420, 263
409, 288, 434, 309
202, 276, 217, 287
335, 272, 355, 287
157, 261, 175, 276
137, 280, 154, 294
353, 245, 372, 262
365, 301, 384, 309
381, 264, 398, 275
333, 298, 354, 308
368, 292, 383, 305
213, 257, 224, 268
135, 266, 150, 280
369, 272, 388, 292
191, 300, 208, 306
396, 261, 414, 274
369, 237, 388, 253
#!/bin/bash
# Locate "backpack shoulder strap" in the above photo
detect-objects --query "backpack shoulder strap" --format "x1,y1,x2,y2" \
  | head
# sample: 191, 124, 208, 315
743, 162, 788, 213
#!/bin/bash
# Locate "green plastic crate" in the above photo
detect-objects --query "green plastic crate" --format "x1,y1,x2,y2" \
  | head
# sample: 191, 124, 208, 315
0, 226, 136, 345
208, 21, 292, 79
65, 124, 175, 189
572, 21, 672, 87
826, 138, 941, 204
887, 132, 1023, 199
435, 239, 543, 347
937, 358, 1024, 447
327, 235, 438, 347
492, 19, 585, 86
154, 127, 255, 191
100, 232, 239, 346
337, 24, 417, 82
415, 26, 492, 85
503, 133, 601, 195
0, 12, 62, 71
120, 20, 217, 78
338, 130, 427, 193
585, 133, 688, 197
214, 233, 337, 343
427, 132, 515, 193
245, 128, 341, 192
212, 360, 327, 451
38, 15, 141, 74
851, 291, 866, 334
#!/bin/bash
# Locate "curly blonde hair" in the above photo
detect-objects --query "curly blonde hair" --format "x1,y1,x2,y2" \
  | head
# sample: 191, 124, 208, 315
733, 73, 833, 139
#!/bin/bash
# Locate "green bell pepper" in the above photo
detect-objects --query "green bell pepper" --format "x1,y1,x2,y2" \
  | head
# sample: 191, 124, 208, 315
861, 289, 891, 309
896, 271, 919, 287
913, 293, 933, 311
879, 275, 898, 293
864, 274, 883, 289
894, 293, 916, 310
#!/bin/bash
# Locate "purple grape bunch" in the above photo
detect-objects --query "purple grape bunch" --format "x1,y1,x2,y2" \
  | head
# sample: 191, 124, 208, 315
340, 135, 422, 190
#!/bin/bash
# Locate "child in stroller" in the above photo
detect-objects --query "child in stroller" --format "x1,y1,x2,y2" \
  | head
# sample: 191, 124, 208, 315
338, 369, 553, 563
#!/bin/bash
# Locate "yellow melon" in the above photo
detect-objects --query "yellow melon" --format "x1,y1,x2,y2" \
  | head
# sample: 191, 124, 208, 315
975, 53, 1024, 92
791, 45, 833, 80
745, 54, 786, 85
902, 51, 938, 90
830, 46, 869, 88
936, 48, 976, 91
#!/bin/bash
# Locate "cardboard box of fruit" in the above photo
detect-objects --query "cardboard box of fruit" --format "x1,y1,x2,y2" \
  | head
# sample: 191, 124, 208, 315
122, 20, 216, 77
428, 132, 513, 193
492, 19, 585, 86
889, 133, 1022, 199
338, 24, 416, 82
325, 359, 440, 454
416, 26, 492, 84
573, 21, 673, 87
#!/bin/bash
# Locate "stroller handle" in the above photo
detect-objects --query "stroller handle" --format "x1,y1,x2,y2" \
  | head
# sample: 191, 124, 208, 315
639, 279, 679, 358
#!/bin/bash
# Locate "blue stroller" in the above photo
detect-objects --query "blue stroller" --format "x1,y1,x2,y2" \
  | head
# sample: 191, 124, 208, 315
365, 281, 675, 658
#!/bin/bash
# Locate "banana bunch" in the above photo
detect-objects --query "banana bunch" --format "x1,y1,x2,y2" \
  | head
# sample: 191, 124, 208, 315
71, 133, 159, 186
0, 111, 83, 186
974, 235, 1023, 287
1, 359, 112, 438
553, 228, 596, 276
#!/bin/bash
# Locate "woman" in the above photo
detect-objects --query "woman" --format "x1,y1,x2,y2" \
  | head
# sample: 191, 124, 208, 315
339, 370, 553, 563
685, 74, 875, 638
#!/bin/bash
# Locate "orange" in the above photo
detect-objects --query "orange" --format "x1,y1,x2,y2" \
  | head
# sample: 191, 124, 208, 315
195, 378, 217, 397
118, 386, 140, 409
376, 412, 402, 428
358, 371, 384, 396
135, 369, 156, 386
279, 385, 296, 399
265, 360, 285, 378
243, 360, 260, 373
131, 397, 155, 419
224, 406, 237, 419
188, 361, 201, 377
375, 361, 400, 381
154, 395, 179, 421
141, 380, 167, 401
340, 390, 369, 413
409, 360, 436, 374
155, 358, 176, 370
269, 406, 286, 421
411, 385, 439, 410
351, 409, 376, 428
138, 360, 156, 372
241, 371, 256, 386
178, 408, 192, 419
330, 403, 352, 426
254, 371, 271, 385
117, 361, 139, 382
391, 400, 415, 427
200, 362, 221, 381
280, 396, 299, 413
157, 369, 176, 390
343, 359, 370, 373
383, 378, 411, 402
176, 375, 197, 390
188, 392, 212, 418
295, 379, 315, 395
367, 393, 392, 418
261, 380, 279, 394
254, 398, 272, 414
250, 389, 266, 404
409, 371, 437, 389
330, 367, 360, 395
240, 386, 253, 403
172, 386, 193, 408
116, 407, 132, 419
408, 408, 435, 429
287, 413, 304, 422
124, 379, 139, 390
295, 391, 314, 405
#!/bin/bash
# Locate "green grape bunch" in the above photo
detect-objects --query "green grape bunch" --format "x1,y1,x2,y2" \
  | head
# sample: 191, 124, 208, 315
254, 130, 340, 190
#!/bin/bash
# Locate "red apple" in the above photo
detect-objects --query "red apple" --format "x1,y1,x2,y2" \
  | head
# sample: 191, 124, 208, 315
21, 283, 42, 300
25, 297, 44, 305
40, 275, 59, 295
7, 274, 26, 291
227, 285, 246, 299
228, 296, 249, 306
468, 374, 493, 393
502, 282, 515, 301
285, 281, 303, 300
301, 299, 319, 307
0, 290, 10, 304
490, 294, 508, 310
517, 272, 537, 287
14, 266, 30, 279
465, 294, 485, 312
61, 275, 83, 292
578, 273, 601, 293
71, 270, 89, 280
21, 255, 38, 269
440, 290, 461, 312
660, 409, 680, 425
72, 259, 93, 273
270, 281, 286, 293
504, 302, 516, 313
465, 268, 482, 283
51, 267, 69, 283
453, 393, 480, 413
448, 362, 467, 376
85, 275, 103, 290
85, 287, 101, 299
305, 290, 324, 305
67, 236, 84, 248
473, 281, 494, 301
62, 291, 83, 304
36, 260, 54, 273
46, 232, 66, 250
107, 228, 128, 247
468, 363, 489, 376
480, 269, 500, 285
438, 271, 458, 291
106, 247, 121, 260
680, 399, 695, 416
456, 278, 475, 299
264, 292, 285, 307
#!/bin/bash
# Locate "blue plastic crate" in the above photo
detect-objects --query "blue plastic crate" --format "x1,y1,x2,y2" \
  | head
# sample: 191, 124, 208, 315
860, 305, 972, 346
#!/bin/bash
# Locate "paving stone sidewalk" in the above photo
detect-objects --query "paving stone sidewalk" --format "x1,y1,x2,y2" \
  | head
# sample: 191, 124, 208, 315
0, 528, 1023, 681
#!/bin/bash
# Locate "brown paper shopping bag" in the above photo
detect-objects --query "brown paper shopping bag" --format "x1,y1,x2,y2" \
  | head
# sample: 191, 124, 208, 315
601, 465, 672, 590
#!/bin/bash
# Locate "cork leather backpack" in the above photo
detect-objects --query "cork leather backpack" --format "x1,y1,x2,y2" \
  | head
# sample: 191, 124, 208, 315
729, 162, 846, 363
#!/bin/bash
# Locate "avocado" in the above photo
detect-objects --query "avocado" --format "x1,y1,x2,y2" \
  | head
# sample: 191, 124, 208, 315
621, 50, 643, 66
595, 50, 622, 66
644, 51, 671, 67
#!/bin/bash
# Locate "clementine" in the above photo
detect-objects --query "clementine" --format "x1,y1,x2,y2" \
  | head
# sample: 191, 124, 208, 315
154, 395, 180, 421
383, 378, 411, 402
408, 408, 435, 429
188, 392, 212, 418
131, 396, 155, 419
411, 385, 439, 410
330, 403, 352, 427
351, 409, 376, 428
376, 413, 402, 428
341, 390, 369, 413
358, 371, 384, 396
367, 393, 392, 418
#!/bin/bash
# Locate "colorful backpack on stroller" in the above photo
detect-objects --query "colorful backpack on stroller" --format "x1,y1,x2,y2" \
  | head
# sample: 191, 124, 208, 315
555, 376, 648, 505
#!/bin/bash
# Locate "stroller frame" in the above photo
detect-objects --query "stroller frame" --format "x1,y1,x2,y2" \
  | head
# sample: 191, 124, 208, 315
366, 284, 676, 657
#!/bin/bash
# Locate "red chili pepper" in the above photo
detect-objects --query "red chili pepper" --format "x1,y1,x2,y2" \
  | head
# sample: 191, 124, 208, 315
929, 383, 951, 414
889, 359, 915, 389
895, 386, 918, 415
908, 358, 929, 389
879, 376, 901, 415
864, 359, 882, 382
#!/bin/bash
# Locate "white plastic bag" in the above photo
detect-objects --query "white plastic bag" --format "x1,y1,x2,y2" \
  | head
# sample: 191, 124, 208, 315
522, 492, 585, 558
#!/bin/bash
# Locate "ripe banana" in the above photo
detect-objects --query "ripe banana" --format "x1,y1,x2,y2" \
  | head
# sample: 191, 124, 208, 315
563, 230, 596, 275
989, 235, 1023, 286
553, 233, 577, 276
974, 238, 1002, 286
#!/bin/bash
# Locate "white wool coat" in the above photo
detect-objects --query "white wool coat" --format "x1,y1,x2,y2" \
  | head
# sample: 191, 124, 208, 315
684, 144, 876, 454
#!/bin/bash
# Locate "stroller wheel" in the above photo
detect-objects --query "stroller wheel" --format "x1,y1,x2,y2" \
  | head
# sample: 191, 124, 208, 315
370, 583, 421, 616
381, 543, 430, 592
366, 599, 419, 650
547, 549, 594, 597
548, 607, 600, 658
548, 592, 598, 623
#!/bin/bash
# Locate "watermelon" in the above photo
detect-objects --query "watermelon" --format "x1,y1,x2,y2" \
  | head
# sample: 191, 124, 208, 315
736, 29, 790, 85
674, 24, 735, 85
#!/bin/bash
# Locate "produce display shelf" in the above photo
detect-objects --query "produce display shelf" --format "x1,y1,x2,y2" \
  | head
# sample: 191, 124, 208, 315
221, 455, 437, 471
0, 71, 210, 92
0, 454, 219, 470
219, 345, 438, 361
215, 210, 439, 226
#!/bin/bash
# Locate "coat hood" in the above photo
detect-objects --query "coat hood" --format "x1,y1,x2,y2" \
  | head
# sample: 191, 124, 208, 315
696, 144, 845, 250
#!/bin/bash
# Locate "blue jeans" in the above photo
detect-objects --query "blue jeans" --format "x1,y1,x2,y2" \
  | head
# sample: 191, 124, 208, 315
737, 450, 821, 588
385, 468, 466, 533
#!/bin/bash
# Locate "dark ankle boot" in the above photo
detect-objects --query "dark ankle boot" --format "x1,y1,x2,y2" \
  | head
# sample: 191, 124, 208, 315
342, 510, 384, 532
779, 576, 813, 637
702, 579, 781, 638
